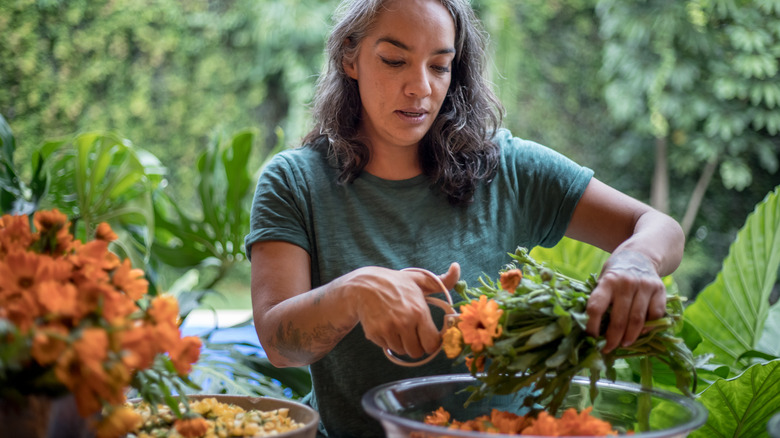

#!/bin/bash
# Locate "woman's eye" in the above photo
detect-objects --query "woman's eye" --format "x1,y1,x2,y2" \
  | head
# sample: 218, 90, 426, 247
432, 65, 451, 74
380, 57, 404, 67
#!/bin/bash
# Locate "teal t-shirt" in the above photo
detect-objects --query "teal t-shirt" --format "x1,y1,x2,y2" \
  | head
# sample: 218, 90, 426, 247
244, 128, 594, 437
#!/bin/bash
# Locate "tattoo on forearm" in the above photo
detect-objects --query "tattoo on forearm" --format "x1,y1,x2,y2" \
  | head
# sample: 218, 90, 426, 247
275, 320, 352, 363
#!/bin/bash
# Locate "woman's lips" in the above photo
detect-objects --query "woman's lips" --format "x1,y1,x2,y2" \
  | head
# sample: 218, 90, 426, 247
395, 109, 428, 123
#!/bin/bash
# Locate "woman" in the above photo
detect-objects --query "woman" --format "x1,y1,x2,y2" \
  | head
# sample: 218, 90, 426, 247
245, 0, 685, 436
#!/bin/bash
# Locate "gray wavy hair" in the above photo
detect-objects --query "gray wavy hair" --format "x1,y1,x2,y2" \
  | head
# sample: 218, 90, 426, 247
303, 0, 503, 206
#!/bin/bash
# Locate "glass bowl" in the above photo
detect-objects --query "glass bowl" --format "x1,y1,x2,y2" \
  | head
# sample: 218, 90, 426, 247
769, 411, 780, 438
362, 374, 707, 438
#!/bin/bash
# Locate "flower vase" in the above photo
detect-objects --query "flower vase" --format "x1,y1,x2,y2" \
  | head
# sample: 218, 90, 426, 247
0, 394, 94, 438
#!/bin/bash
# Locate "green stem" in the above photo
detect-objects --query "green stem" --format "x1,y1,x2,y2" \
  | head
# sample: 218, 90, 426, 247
638, 356, 653, 432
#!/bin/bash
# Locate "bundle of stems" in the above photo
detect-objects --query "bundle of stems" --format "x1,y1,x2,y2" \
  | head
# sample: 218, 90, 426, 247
449, 247, 695, 414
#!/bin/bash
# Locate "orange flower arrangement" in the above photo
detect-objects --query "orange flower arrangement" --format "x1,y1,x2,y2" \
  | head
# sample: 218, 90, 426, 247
423, 406, 620, 436
0, 209, 204, 438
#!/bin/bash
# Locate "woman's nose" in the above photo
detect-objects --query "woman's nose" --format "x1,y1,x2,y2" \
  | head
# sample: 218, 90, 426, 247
404, 66, 432, 97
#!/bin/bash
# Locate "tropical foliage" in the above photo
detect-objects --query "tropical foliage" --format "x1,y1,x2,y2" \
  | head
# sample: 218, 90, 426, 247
533, 186, 780, 437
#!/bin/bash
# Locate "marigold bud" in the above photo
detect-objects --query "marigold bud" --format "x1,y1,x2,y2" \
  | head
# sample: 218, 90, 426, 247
442, 326, 463, 359
499, 269, 522, 292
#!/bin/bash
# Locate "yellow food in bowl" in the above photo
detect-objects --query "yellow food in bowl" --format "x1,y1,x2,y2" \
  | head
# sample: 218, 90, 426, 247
129, 397, 305, 437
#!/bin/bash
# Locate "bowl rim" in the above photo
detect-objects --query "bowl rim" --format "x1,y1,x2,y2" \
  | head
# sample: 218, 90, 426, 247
769, 411, 780, 437
361, 374, 708, 438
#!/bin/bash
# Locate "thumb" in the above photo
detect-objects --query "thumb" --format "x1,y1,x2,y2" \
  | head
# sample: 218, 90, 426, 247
439, 262, 461, 291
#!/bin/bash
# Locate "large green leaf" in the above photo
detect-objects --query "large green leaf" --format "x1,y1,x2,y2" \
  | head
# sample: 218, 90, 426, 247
684, 186, 780, 370
150, 128, 284, 275
530, 236, 609, 280
689, 360, 780, 438
152, 130, 258, 270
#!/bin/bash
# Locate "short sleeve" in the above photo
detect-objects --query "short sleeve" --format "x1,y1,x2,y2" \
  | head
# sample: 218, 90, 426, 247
244, 153, 312, 260
494, 129, 594, 248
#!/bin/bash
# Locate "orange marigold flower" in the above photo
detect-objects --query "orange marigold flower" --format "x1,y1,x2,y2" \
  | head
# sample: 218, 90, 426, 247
70, 239, 113, 273
424, 407, 451, 427
31, 325, 69, 365
490, 409, 527, 434
112, 258, 149, 301
101, 286, 140, 323
520, 411, 559, 436
500, 268, 523, 292
120, 324, 157, 370
148, 294, 180, 326
73, 328, 110, 383
0, 250, 44, 329
458, 295, 503, 352
442, 326, 463, 359
37, 255, 73, 282
94, 406, 142, 438
36, 280, 78, 318
0, 213, 33, 256
557, 407, 617, 436
95, 222, 118, 242
174, 416, 209, 438
170, 335, 202, 375
33, 209, 73, 253
0, 249, 42, 292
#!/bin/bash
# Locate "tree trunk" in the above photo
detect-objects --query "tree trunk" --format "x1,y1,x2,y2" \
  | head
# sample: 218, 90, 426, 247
650, 136, 669, 214
680, 158, 719, 238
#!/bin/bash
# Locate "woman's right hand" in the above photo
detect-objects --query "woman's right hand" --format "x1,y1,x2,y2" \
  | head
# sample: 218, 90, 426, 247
347, 263, 460, 359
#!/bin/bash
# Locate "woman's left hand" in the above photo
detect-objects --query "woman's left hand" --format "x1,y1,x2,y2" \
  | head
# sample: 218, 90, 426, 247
585, 250, 667, 353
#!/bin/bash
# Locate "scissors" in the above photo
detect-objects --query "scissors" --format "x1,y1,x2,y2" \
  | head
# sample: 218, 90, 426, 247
383, 267, 460, 367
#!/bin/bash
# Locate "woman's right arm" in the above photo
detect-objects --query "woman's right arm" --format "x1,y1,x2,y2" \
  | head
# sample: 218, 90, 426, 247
250, 240, 460, 367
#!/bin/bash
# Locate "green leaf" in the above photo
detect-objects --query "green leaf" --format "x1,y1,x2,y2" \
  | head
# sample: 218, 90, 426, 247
756, 301, 780, 357
530, 237, 609, 281
689, 360, 780, 438
43, 132, 161, 256
236, 354, 312, 398
0, 114, 15, 167
684, 186, 780, 371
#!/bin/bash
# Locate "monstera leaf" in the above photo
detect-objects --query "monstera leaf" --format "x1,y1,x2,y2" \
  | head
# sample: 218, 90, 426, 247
684, 186, 780, 371
150, 128, 283, 275
689, 360, 780, 438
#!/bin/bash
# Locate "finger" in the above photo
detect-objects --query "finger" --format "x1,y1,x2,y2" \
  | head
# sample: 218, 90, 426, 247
439, 262, 461, 290
585, 285, 612, 337
641, 288, 667, 334
386, 332, 407, 357
621, 287, 652, 347
648, 288, 667, 321
602, 283, 636, 353
399, 328, 427, 359
418, 318, 442, 354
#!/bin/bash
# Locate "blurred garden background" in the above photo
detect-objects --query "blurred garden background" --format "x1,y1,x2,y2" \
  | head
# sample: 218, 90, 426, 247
1, 0, 778, 307
2, 2, 780, 433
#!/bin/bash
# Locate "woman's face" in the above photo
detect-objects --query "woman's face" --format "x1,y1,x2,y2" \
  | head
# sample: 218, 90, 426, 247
343, 0, 456, 154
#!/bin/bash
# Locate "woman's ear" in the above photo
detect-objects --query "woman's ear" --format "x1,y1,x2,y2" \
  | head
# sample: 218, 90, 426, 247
342, 38, 358, 79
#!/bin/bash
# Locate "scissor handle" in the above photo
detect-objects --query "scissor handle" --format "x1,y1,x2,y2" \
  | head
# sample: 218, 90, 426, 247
384, 268, 458, 367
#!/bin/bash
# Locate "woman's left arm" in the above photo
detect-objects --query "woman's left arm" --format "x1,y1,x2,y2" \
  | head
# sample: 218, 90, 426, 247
565, 177, 685, 353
